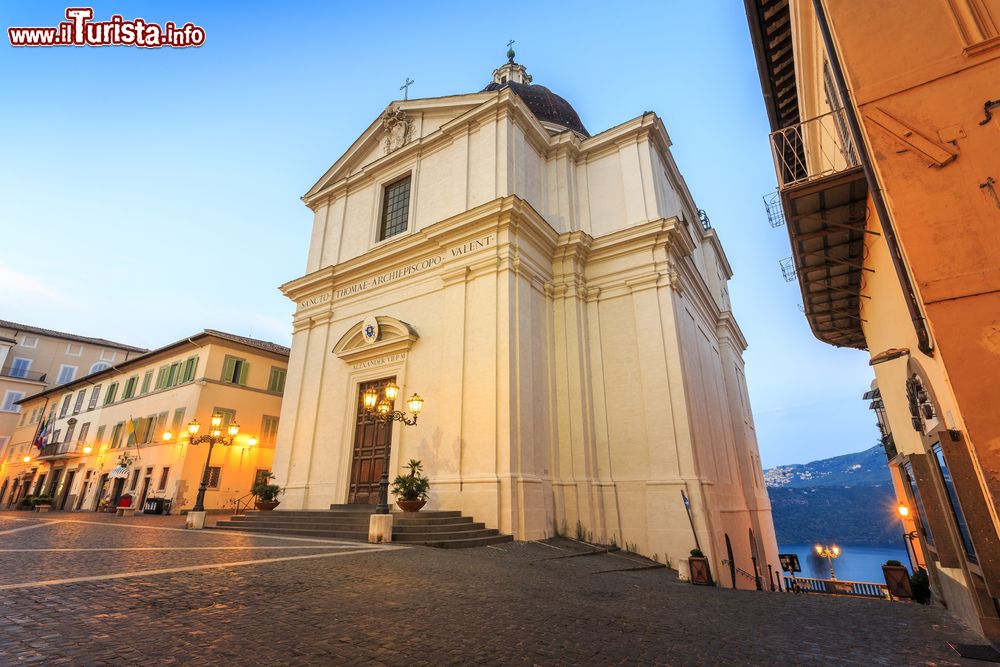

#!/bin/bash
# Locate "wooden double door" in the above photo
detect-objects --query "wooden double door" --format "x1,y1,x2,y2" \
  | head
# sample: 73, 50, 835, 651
348, 377, 395, 505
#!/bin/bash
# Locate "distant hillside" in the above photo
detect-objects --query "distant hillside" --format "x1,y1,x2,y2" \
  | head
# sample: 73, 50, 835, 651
764, 445, 890, 489
765, 445, 900, 546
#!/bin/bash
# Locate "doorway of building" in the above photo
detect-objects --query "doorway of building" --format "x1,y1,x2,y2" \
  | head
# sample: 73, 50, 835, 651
110, 477, 125, 506
348, 377, 395, 504
58, 470, 76, 510
94, 473, 109, 511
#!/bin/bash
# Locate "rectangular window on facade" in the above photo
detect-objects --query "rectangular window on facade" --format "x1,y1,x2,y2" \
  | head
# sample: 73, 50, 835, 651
10, 358, 31, 378
60, 394, 72, 417
253, 468, 271, 487
100, 349, 115, 362
51, 429, 61, 444
78, 422, 90, 443
64, 423, 75, 445
171, 407, 186, 432
180, 356, 198, 383
221, 356, 248, 385
66, 343, 83, 357
89, 385, 102, 410
56, 365, 77, 385
140, 370, 153, 395
73, 389, 86, 414
202, 466, 221, 489
166, 362, 181, 387
378, 175, 411, 241
129, 469, 140, 491
18, 411, 27, 427
19, 335, 38, 348
267, 367, 287, 394
1, 391, 24, 413
158, 467, 170, 491
122, 376, 138, 400
95, 424, 106, 445
261, 415, 280, 445
155, 366, 169, 390
110, 422, 125, 449
153, 411, 168, 440
932, 444, 978, 561
213, 407, 237, 430
104, 382, 119, 406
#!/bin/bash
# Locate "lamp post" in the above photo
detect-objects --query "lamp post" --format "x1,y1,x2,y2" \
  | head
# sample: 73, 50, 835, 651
897, 504, 919, 571
360, 382, 423, 514
161, 413, 256, 529
814, 544, 841, 580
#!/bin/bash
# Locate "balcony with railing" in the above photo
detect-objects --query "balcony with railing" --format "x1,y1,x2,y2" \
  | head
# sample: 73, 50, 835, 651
37, 441, 86, 460
765, 108, 871, 351
769, 108, 860, 190
0, 366, 47, 383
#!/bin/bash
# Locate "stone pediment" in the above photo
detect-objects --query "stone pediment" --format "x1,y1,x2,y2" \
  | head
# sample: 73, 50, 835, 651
303, 95, 491, 205
332, 315, 418, 364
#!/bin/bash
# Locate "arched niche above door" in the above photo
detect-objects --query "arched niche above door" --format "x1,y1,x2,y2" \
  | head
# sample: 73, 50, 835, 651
332, 315, 419, 364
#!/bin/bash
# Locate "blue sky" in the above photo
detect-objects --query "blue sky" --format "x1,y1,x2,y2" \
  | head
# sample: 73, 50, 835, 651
0, 1, 879, 467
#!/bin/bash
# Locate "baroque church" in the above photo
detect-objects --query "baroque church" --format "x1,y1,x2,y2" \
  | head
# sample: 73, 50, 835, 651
273, 51, 779, 589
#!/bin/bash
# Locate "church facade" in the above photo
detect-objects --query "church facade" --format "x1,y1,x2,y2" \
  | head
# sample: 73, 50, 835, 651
274, 56, 779, 589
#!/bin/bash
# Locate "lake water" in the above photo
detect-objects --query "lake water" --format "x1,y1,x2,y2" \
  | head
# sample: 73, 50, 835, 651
778, 543, 910, 583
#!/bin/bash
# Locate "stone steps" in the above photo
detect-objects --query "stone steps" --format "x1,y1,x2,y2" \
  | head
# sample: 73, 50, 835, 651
212, 507, 511, 548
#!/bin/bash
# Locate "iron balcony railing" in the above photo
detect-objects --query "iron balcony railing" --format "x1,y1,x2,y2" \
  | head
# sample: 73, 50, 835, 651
0, 367, 46, 382
770, 108, 860, 189
38, 441, 85, 458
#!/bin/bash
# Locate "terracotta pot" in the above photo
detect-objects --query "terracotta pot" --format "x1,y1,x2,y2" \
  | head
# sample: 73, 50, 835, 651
396, 499, 426, 512
255, 500, 280, 511
688, 556, 713, 585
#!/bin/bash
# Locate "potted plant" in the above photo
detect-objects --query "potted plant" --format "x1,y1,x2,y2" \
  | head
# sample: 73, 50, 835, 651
688, 548, 713, 585
30, 494, 54, 512
391, 459, 430, 512
882, 559, 912, 599
251, 473, 282, 511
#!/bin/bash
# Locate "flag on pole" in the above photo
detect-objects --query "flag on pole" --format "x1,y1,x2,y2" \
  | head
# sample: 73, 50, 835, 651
33, 413, 52, 450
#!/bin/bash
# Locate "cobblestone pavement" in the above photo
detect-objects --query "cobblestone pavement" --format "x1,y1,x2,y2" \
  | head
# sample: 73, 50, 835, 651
0, 511, 986, 666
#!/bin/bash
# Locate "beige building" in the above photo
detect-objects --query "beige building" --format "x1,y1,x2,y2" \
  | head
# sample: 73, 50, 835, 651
274, 54, 780, 589
0, 330, 288, 514
0, 319, 145, 458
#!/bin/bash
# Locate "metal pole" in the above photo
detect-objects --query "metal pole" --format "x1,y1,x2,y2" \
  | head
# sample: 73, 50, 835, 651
827, 554, 837, 580
902, 531, 916, 572
375, 422, 391, 515
193, 439, 214, 512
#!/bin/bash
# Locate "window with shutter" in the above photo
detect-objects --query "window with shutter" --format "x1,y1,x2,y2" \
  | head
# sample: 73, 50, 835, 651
202, 466, 222, 489
59, 394, 72, 417
89, 385, 102, 410
104, 383, 118, 405
267, 367, 287, 393
122, 376, 138, 400
73, 390, 86, 414
140, 370, 153, 395
221, 356, 248, 385
155, 367, 169, 390
171, 408, 186, 432
181, 356, 198, 383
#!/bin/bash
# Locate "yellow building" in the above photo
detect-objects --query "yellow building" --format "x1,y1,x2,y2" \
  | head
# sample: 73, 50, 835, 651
0, 319, 146, 457
0, 330, 288, 514
746, 0, 1000, 641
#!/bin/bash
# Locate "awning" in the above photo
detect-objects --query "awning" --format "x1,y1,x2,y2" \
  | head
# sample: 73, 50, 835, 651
109, 465, 130, 479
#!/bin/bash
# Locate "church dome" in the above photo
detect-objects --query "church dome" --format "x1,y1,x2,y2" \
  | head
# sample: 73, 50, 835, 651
483, 56, 589, 137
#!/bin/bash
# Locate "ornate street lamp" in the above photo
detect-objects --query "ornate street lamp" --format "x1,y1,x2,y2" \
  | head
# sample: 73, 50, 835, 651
897, 505, 920, 571
814, 543, 841, 580
360, 382, 424, 514
161, 413, 257, 525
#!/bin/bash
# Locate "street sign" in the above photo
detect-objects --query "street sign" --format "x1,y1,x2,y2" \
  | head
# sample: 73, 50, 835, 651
779, 553, 801, 573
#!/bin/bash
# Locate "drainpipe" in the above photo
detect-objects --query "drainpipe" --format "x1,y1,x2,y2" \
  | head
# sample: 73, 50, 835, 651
812, 0, 934, 356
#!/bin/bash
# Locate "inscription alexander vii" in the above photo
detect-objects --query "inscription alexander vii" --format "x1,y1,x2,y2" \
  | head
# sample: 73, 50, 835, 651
333, 233, 495, 300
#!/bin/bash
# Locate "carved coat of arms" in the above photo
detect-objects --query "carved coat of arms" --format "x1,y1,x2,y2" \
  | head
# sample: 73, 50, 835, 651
382, 107, 413, 154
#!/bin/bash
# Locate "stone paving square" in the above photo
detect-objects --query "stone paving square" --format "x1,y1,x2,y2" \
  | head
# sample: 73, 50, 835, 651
0, 512, 987, 666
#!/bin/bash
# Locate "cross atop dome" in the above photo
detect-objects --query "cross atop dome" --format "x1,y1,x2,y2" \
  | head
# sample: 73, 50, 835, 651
492, 41, 532, 86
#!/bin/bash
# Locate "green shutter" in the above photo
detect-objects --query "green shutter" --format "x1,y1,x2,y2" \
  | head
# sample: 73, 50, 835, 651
222, 357, 237, 383
237, 361, 249, 386
141, 371, 152, 395
155, 367, 168, 390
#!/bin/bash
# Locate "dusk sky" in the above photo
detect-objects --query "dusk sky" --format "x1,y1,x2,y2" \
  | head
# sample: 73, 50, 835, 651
0, 1, 879, 467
